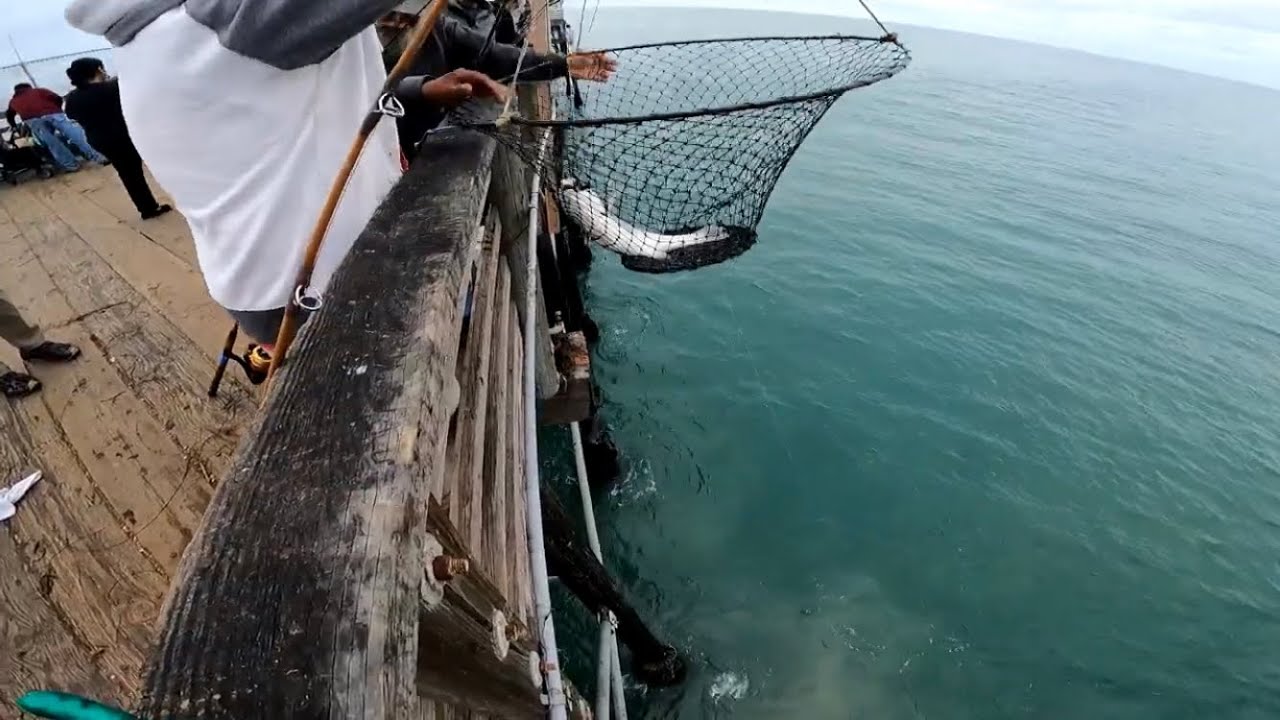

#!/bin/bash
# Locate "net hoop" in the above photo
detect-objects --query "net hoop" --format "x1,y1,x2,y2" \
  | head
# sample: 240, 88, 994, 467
479, 34, 911, 129
450, 31, 912, 273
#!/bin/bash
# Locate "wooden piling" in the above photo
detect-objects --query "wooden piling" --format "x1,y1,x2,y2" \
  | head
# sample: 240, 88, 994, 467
541, 488, 688, 687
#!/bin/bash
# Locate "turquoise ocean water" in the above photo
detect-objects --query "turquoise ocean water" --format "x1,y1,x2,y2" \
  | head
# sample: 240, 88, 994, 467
548, 7, 1280, 719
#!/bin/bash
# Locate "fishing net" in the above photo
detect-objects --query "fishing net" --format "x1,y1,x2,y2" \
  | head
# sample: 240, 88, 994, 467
453, 34, 910, 273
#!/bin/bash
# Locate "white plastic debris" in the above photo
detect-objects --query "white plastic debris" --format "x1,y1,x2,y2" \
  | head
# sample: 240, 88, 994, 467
0, 471, 42, 522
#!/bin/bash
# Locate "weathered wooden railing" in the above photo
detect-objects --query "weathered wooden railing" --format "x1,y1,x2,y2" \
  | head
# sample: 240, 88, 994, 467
135, 128, 564, 719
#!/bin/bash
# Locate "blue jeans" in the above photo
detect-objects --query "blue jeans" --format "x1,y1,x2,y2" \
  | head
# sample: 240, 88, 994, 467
26, 114, 107, 170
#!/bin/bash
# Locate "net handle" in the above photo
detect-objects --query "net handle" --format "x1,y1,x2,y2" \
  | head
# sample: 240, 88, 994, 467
504, 69, 904, 129
460, 34, 908, 129
590, 32, 894, 55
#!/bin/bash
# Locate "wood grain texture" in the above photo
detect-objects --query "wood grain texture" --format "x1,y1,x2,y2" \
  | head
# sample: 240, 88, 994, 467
507, 308, 534, 626
28, 178, 228, 355
488, 142, 560, 399
0, 529, 119, 712
0, 186, 251, 482
17, 323, 207, 571
450, 224, 500, 543
480, 266, 512, 596
135, 130, 540, 719
0, 168, 240, 708
72, 167, 198, 269
418, 502, 540, 718
0, 390, 165, 710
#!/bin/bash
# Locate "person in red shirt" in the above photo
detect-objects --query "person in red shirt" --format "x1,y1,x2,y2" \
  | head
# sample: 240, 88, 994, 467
5, 83, 108, 172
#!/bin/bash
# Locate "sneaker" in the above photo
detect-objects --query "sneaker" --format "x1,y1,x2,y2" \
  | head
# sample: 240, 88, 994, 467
19, 341, 81, 363
0, 372, 41, 398
141, 204, 173, 220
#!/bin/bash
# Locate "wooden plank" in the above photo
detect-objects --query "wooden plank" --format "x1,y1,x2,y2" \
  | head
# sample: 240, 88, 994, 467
32, 323, 211, 571
426, 500, 520, 636
0, 530, 123, 711
419, 501, 540, 719
527, 0, 554, 120
137, 130, 509, 719
507, 308, 532, 623
0, 195, 168, 694
0, 209, 75, 331
489, 143, 560, 400
480, 265, 511, 592
0, 186, 252, 481
67, 167, 199, 269
437, 214, 488, 511
0, 375, 169, 696
449, 225, 501, 542
27, 177, 227, 354
506, 311, 532, 625
0, 197, 210, 568
542, 188, 561, 236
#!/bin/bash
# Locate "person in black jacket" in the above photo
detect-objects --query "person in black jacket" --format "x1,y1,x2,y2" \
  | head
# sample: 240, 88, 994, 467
63, 58, 172, 220
382, 12, 615, 159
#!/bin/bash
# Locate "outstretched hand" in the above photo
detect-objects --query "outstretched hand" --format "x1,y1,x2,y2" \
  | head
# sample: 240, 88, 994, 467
567, 52, 618, 82
421, 69, 509, 107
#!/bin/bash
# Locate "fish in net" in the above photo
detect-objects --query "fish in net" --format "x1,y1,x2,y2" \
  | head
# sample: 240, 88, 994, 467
454, 33, 910, 273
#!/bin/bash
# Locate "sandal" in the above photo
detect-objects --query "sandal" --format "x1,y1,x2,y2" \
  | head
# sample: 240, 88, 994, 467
1, 372, 42, 398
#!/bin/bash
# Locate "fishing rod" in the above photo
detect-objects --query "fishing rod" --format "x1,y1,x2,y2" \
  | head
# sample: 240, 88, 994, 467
7, 36, 38, 86
209, 0, 529, 397
262, 0, 450, 392
209, 3, 452, 398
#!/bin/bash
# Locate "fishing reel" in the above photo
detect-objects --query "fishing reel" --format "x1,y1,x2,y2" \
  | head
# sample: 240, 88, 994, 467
207, 324, 272, 397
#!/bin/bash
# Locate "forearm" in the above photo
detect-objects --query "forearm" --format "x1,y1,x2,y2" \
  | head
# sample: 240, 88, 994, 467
443, 18, 567, 83
394, 76, 429, 104
477, 48, 568, 83
511, 52, 570, 82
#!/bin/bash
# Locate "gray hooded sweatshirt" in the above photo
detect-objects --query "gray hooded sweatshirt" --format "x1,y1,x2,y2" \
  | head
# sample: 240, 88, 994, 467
64, 0, 418, 314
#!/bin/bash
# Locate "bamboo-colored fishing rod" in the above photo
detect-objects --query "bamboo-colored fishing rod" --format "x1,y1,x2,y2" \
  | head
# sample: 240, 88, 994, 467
264, 0, 450, 391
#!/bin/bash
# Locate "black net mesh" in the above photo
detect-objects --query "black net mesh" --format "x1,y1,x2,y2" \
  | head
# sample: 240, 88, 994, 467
455, 35, 910, 273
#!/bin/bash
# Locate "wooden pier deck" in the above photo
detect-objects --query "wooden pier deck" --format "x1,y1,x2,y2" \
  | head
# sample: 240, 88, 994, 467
0, 8, 681, 709
0, 166, 256, 711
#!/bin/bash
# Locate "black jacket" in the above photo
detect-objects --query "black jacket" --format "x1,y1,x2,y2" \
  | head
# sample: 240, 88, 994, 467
447, 0, 519, 43
64, 79, 136, 158
396, 15, 568, 156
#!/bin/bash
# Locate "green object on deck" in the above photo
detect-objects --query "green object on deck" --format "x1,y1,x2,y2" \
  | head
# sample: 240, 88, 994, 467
16, 691, 138, 720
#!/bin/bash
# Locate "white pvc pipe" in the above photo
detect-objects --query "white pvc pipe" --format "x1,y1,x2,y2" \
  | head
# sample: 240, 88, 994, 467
571, 422, 630, 720
574, 420, 613, 720
570, 423, 604, 556
610, 638, 628, 719
595, 622, 613, 720
525, 129, 568, 720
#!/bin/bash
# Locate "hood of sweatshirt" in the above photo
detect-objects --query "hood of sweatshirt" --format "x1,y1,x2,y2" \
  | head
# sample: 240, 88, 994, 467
65, 0, 182, 46
65, 0, 404, 71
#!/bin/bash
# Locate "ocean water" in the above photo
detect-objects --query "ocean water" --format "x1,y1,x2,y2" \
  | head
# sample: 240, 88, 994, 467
547, 7, 1280, 719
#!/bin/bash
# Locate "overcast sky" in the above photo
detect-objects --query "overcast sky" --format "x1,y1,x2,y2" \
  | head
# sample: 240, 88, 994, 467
2, 0, 1277, 88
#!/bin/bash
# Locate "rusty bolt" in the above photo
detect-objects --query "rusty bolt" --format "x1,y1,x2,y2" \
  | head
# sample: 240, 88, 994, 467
505, 622, 528, 643
432, 555, 470, 582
